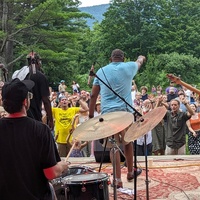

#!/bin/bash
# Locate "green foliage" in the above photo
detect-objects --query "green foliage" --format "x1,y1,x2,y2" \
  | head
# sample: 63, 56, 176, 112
88, 0, 200, 63
135, 52, 200, 91
0, 0, 92, 86
1, 0, 200, 92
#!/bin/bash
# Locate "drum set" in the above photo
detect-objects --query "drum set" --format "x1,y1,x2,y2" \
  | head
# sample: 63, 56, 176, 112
51, 107, 167, 200
51, 165, 110, 200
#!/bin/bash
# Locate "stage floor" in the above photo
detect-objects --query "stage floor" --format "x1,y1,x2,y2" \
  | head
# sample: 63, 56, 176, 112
65, 155, 200, 200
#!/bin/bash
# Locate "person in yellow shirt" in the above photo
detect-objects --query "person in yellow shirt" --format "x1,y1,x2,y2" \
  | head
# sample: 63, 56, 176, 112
52, 96, 88, 157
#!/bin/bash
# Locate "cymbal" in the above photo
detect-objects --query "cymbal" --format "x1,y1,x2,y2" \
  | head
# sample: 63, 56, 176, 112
124, 106, 167, 142
72, 111, 134, 141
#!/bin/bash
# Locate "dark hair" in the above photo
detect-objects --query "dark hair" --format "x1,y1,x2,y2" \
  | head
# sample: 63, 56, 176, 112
27, 52, 41, 66
111, 49, 124, 59
3, 99, 23, 114
190, 103, 197, 109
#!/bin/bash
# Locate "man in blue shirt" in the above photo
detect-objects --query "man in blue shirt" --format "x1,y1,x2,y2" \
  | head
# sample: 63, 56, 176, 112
89, 49, 146, 188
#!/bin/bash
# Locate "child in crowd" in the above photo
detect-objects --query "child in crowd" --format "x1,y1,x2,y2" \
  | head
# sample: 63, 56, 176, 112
70, 138, 88, 157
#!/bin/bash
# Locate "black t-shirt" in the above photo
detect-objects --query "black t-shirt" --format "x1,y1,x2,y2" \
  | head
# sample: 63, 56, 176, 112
167, 93, 178, 102
26, 71, 50, 121
0, 117, 60, 200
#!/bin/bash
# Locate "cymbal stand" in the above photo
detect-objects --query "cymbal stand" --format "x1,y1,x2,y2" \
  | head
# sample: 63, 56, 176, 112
109, 136, 125, 200
98, 137, 108, 173
133, 113, 138, 200
89, 70, 142, 200
144, 134, 150, 200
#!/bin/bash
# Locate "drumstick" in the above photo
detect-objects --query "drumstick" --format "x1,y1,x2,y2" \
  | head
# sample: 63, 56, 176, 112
65, 140, 76, 162
65, 115, 80, 162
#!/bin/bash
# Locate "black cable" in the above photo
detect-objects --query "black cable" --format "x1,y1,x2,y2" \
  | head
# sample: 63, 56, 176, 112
144, 175, 191, 200
136, 159, 191, 200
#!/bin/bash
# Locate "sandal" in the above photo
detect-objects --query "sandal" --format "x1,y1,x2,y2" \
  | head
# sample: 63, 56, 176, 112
127, 168, 142, 181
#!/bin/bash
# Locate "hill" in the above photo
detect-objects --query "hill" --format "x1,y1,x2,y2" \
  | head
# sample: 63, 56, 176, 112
79, 4, 110, 28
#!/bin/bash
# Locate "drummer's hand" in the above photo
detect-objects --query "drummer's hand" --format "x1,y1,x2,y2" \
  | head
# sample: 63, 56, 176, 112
59, 160, 69, 172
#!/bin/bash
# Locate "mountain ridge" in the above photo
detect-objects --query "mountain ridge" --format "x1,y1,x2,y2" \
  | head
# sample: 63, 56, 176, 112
79, 4, 110, 28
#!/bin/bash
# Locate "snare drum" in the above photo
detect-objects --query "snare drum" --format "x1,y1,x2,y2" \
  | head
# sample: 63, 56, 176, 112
62, 173, 110, 200
51, 166, 96, 199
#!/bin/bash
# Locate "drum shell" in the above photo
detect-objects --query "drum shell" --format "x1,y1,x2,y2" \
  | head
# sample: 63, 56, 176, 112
58, 173, 109, 200
51, 166, 95, 199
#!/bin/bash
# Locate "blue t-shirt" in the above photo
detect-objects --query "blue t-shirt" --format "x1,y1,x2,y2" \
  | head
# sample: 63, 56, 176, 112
93, 61, 138, 114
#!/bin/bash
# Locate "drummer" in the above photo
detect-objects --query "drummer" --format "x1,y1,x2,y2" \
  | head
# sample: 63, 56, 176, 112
0, 78, 69, 199
89, 49, 146, 188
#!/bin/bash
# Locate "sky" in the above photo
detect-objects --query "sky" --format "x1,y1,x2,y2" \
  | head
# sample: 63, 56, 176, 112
79, 0, 110, 7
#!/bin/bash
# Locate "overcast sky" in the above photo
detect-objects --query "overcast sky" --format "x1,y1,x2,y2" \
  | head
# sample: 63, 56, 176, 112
79, 0, 110, 7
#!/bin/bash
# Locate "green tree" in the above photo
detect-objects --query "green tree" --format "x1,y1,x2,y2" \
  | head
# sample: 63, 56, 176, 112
89, 0, 200, 61
135, 53, 200, 90
0, 0, 92, 85
155, 0, 200, 57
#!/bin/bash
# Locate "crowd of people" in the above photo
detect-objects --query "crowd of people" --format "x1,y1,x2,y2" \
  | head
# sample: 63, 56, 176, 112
1, 49, 200, 199
131, 81, 200, 156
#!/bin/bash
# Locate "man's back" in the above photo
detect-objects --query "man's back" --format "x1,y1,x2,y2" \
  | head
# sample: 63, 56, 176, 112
94, 61, 138, 114
27, 71, 50, 121
0, 117, 58, 200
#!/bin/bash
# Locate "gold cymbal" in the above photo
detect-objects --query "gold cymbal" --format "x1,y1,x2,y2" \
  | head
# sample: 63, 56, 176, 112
124, 106, 167, 142
73, 111, 134, 141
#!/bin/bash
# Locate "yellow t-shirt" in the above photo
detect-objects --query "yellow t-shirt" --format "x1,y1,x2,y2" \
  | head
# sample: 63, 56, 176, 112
52, 107, 80, 144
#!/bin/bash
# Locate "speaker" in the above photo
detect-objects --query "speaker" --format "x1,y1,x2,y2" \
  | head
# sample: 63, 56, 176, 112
94, 140, 110, 163
94, 140, 125, 163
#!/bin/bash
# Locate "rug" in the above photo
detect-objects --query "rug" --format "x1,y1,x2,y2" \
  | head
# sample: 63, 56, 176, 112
98, 159, 200, 200
58, 157, 200, 200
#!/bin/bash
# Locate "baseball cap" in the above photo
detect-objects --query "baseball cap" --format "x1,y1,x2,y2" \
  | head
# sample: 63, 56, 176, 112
2, 78, 35, 103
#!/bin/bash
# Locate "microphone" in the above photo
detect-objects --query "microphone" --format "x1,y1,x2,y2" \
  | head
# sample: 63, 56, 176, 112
87, 62, 95, 85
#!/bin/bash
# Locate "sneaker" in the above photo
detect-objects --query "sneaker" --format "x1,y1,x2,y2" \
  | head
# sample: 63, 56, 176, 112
127, 168, 142, 181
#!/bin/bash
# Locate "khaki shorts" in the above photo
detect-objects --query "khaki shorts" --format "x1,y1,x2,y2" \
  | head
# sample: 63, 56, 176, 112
57, 143, 72, 157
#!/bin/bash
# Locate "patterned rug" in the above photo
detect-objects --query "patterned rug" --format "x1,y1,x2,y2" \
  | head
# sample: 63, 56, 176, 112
99, 159, 200, 200
56, 157, 200, 200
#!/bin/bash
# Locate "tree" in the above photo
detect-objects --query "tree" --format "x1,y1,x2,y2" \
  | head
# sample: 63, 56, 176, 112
135, 52, 200, 90
89, 0, 200, 61
155, 0, 200, 57
0, 0, 92, 85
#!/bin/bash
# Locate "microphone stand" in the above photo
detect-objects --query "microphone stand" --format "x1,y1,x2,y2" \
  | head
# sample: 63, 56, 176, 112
144, 134, 150, 200
90, 70, 142, 200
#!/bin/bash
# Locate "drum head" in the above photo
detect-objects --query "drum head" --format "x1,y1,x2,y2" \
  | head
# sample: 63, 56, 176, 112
63, 173, 108, 183
61, 165, 95, 178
